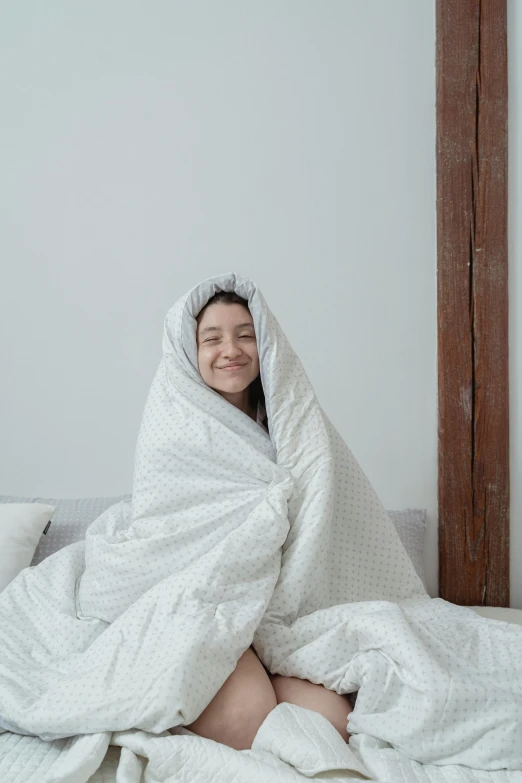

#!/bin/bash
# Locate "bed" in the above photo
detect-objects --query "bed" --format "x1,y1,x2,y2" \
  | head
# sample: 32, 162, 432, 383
1, 494, 520, 783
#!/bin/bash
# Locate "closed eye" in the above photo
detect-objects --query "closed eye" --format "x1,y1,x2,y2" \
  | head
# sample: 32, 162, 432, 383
204, 334, 254, 343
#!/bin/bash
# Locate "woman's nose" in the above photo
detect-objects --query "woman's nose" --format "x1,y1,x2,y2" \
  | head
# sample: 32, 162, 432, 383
222, 339, 242, 357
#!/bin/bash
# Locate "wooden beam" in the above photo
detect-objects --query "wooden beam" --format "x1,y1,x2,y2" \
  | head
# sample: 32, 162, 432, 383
436, 0, 509, 606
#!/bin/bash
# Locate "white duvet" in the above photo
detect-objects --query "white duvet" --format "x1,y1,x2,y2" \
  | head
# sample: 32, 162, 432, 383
0, 272, 521, 783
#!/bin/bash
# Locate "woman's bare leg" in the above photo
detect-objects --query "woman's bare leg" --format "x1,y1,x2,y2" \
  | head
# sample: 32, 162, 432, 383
269, 674, 353, 742
185, 647, 277, 751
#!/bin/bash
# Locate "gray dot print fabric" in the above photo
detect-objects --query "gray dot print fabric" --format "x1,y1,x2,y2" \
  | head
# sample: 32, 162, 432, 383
0, 272, 521, 778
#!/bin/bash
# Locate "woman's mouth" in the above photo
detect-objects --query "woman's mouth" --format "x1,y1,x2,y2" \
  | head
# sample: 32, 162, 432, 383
219, 363, 246, 371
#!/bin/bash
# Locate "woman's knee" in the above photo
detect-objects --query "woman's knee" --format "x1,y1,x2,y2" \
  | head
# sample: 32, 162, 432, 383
226, 690, 277, 750
270, 674, 352, 743
186, 647, 277, 751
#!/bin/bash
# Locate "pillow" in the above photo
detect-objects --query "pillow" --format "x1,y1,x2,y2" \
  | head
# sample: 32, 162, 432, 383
0, 495, 131, 567
0, 495, 428, 586
0, 503, 56, 592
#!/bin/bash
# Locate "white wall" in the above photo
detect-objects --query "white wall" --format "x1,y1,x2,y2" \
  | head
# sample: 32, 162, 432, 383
508, 0, 522, 610
0, 2, 439, 595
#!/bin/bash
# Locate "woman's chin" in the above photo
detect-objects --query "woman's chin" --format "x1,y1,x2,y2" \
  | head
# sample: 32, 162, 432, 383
214, 377, 252, 394
218, 382, 250, 393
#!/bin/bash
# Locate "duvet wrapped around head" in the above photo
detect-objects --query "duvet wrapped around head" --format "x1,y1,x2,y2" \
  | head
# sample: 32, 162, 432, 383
79, 271, 425, 625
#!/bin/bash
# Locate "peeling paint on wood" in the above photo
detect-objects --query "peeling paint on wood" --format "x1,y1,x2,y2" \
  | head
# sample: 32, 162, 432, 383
436, 0, 509, 606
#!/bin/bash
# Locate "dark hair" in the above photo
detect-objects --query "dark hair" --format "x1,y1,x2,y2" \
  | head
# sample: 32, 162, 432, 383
196, 291, 268, 430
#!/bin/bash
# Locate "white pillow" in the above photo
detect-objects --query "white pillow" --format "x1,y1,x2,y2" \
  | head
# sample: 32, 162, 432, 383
0, 496, 429, 588
0, 503, 56, 592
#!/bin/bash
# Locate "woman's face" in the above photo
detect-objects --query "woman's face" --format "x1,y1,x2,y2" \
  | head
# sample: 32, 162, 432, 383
196, 303, 260, 395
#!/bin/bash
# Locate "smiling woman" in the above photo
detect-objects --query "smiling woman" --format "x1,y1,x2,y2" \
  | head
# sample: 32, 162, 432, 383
195, 291, 267, 429
189, 288, 353, 750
